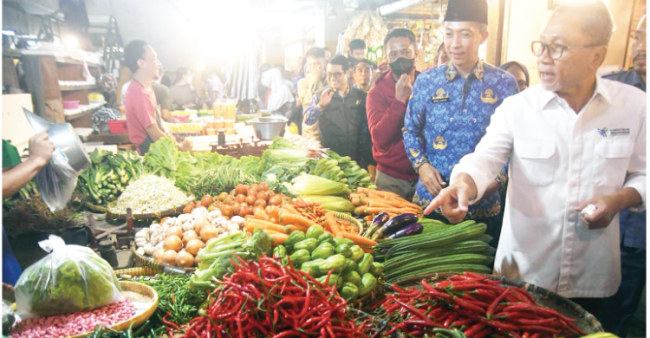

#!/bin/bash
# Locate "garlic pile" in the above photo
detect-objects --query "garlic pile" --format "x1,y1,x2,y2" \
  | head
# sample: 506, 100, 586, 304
134, 206, 246, 263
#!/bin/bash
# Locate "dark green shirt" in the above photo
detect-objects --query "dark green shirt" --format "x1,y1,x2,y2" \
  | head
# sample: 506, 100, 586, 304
3, 139, 21, 169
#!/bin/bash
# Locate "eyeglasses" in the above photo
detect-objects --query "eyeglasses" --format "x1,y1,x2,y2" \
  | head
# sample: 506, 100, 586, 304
327, 72, 344, 79
631, 31, 646, 43
531, 41, 603, 60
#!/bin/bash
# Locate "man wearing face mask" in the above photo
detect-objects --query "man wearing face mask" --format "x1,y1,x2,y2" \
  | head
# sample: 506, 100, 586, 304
366, 28, 420, 200
402, 0, 518, 246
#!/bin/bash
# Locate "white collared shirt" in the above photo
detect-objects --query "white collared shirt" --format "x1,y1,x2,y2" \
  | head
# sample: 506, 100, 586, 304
452, 77, 646, 298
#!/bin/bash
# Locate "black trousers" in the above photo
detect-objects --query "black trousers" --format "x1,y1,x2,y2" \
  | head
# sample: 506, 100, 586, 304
599, 246, 646, 335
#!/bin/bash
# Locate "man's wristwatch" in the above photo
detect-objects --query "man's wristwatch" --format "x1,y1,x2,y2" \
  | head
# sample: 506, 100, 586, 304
413, 158, 430, 172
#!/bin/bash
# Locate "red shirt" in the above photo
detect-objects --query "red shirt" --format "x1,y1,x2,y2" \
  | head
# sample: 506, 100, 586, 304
125, 80, 157, 150
366, 70, 419, 181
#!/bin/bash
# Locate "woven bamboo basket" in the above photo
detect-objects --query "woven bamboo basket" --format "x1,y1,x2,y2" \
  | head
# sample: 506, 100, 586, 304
106, 202, 186, 221
66, 281, 158, 338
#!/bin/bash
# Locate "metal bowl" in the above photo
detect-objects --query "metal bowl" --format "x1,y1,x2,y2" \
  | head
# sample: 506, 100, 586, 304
23, 108, 90, 173
48, 122, 91, 173
248, 116, 287, 140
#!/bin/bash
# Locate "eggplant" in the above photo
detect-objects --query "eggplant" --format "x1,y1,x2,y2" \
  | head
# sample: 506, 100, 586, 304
362, 212, 389, 238
387, 222, 423, 239
371, 213, 418, 240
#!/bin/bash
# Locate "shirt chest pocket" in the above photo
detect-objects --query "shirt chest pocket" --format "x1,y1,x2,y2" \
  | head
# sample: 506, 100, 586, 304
594, 139, 634, 188
513, 140, 556, 186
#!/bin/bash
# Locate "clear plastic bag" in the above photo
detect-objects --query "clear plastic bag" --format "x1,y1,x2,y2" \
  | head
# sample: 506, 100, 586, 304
15, 235, 124, 318
35, 149, 79, 212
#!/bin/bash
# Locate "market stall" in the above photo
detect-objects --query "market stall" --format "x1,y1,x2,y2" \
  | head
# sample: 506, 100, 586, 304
2, 134, 618, 338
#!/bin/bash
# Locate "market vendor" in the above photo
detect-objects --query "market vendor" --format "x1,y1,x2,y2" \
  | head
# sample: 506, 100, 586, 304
366, 28, 420, 200
426, 1, 646, 315
123, 40, 192, 155
402, 0, 518, 247
303, 55, 373, 169
2, 133, 54, 285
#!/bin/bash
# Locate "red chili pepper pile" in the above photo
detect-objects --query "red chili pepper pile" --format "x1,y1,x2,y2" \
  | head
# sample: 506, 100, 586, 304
375, 272, 586, 338
179, 255, 368, 338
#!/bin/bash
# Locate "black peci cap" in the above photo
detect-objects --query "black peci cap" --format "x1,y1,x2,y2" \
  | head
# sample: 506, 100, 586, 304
444, 0, 488, 25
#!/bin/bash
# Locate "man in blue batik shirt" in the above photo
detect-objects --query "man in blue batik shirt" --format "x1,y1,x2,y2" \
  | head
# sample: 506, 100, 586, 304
402, 0, 518, 248
598, 15, 646, 337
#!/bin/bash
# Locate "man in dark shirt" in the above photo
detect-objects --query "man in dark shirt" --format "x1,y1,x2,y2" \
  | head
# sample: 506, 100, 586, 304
303, 56, 371, 167
599, 15, 646, 336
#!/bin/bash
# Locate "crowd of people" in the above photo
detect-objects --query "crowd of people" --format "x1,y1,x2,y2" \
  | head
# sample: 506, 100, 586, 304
117, 3, 646, 335
4, 0, 645, 335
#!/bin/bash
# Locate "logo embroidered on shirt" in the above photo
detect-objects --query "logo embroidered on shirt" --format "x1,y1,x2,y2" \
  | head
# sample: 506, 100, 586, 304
598, 128, 629, 138
610, 128, 630, 137
480, 88, 498, 104
433, 136, 448, 150
432, 88, 450, 102
409, 148, 421, 157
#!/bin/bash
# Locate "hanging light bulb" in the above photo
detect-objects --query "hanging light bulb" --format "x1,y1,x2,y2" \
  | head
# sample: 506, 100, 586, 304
344, 0, 359, 11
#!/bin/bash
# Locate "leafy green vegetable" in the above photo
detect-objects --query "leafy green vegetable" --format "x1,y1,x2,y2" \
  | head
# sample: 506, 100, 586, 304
144, 138, 199, 192
189, 229, 271, 290
288, 174, 351, 196
191, 166, 257, 197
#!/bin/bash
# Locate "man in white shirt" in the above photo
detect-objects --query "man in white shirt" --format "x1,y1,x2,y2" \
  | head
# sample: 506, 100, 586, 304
425, 1, 646, 314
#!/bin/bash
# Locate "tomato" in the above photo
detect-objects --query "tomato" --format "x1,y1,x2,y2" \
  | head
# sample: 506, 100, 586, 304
269, 195, 282, 206
245, 195, 256, 205
201, 195, 214, 207
232, 204, 242, 216
220, 205, 233, 217
281, 196, 291, 204
255, 191, 268, 202
218, 192, 229, 201
254, 199, 267, 208
239, 205, 250, 217
251, 184, 260, 192
182, 205, 194, 214
225, 198, 235, 206
252, 207, 263, 215
247, 188, 258, 197
235, 184, 248, 195
258, 182, 269, 191
236, 194, 246, 204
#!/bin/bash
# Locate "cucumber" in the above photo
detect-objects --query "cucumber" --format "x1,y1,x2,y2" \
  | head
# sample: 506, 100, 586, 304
386, 264, 493, 284
375, 220, 478, 249
385, 223, 487, 259
385, 254, 493, 279
383, 240, 495, 270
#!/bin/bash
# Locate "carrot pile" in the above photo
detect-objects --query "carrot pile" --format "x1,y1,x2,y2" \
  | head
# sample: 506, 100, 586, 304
350, 187, 422, 222
245, 201, 376, 248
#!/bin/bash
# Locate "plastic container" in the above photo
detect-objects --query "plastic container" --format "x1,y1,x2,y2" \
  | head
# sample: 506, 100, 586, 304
108, 120, 128, 134
63, 100, 79, 109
